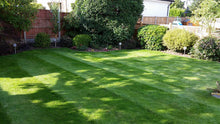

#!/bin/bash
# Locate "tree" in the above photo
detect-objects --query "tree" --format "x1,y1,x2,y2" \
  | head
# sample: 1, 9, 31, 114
0, 0, 38, 31
67, 0, 144, 46
170, 0, 184, 9
191, 0, 220, 35
49, 2, 60, 47
169, 0, 185, 17
189, 0, 204, 12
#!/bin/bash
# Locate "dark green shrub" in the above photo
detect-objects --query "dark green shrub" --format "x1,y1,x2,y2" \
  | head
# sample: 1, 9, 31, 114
73, 34, 92, 49
122, 38, 138, 49
67, 0, 144, 46
138, 25, 168, 50
163, 29, 199, 51
0, 39, 12, 55
107, 45, 113, 50
60, 35, 73, 48
190, 36, 220, 61
34, 33, 51, 48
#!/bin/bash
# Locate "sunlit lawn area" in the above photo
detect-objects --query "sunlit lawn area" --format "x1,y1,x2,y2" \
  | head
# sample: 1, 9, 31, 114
1, 48, 220, 124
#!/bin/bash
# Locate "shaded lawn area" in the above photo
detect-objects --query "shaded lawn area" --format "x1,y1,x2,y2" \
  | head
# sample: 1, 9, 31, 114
0, 48, 220, 124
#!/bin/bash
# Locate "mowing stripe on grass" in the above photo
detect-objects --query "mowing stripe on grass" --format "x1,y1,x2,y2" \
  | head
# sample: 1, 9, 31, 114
53, 49, 220, 108
0, 56, 89, 124
17, 53, 167, 123
33, 50, 219, 123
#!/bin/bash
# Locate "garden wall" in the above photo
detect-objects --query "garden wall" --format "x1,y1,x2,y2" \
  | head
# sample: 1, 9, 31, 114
21, 9, 68, 42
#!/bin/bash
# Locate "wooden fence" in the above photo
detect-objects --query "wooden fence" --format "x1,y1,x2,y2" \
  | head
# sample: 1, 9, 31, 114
136, 16, 188, 29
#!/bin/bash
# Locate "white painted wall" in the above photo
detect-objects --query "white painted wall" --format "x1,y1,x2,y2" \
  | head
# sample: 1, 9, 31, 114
36, 0, 75, 12
142, 0, 171, 17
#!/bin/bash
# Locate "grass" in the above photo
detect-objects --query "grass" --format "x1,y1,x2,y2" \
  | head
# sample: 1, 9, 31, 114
0, 48, 220, 124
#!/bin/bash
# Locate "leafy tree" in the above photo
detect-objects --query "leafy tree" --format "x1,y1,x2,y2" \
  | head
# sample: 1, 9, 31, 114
191, 0, 220, 35
0, 0, 38, 31
169, 8, 185, 17
170, 0, 184, 9
49, 2, 60, 45
66, 0, 144, 46
189, 0, 204, 12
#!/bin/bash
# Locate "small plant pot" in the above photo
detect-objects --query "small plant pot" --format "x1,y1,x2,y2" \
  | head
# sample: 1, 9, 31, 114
211, 92, 220, 99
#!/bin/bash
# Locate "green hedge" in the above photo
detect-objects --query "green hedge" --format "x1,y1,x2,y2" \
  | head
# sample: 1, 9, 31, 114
169, 8, 185, 17
73, 34, 92, 50
66, 0, 144, 46
138, 25, 168, 50
163, 29, 198, 51
34, 33, 51, 48
191, 36, 220, 61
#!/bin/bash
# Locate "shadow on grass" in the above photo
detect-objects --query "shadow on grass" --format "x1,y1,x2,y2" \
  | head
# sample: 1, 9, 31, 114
0, 48, 220, 123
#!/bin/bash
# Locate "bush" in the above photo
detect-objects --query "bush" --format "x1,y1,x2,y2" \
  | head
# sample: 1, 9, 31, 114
190, 36, 220, 61
0, 39, 13, 55
122, 38, 138, 49
169, 8, 185, 17
138, 25, 168, 50
34, 33, 51, 48
68, 0, 144, 46
60, 35, 73, 48
163, 29, 199, 51
73, 34, 92, 49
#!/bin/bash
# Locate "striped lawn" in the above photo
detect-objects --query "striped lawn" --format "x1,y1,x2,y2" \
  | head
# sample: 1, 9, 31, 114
0, 48, 220, 124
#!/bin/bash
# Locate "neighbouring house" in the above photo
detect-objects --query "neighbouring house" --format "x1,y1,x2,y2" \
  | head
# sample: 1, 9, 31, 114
35, 0, 76, 12
142, 0, 174, 17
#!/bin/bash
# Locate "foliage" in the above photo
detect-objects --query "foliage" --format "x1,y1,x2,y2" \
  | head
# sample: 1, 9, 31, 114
49, 2, 60, 35
31, 2, 45, 9
107, 45, 113, 50
170, 0, 184, 9
138, 25, 168, 50
67, 0, 144, 46
73, 34, 92, 49
0, 38, 12, 55
163, 29, 199, 51
122, 38, 138, 49
189, 0, 204, 12
0, 0, 38, 31
34, 33, 51, 48
191, 0, 220, 35
190, 36, 220, 61
59, 35, 73, 48
169, 8, 185, 17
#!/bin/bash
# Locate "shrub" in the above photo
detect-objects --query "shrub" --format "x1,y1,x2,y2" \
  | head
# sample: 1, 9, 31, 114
68, 0, 144, 46
34, 33, 51, 48
0, 39, 13, 55
60, 35, 73, 48
122, 38, 138, 49
169, 8, 185, 17
163, 29, 199, 51
190, 36, 220, 61
73, 34, 92, 49
138, 25, 168, 50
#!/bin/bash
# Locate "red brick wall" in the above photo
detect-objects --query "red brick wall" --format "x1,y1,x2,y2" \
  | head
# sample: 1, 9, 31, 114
22, 9, 68, 40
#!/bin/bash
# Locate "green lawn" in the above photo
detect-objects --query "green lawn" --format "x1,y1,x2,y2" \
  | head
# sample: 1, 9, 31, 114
0, 48, 220, 124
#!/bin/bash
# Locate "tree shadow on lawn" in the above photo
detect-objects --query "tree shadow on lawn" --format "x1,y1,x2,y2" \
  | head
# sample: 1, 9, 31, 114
0, 53, 168, 123
32, 51, 220, 123
1, 49, 220, 123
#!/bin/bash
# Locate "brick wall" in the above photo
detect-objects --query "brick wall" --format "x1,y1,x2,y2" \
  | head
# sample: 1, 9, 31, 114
21, 9, 68, 41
